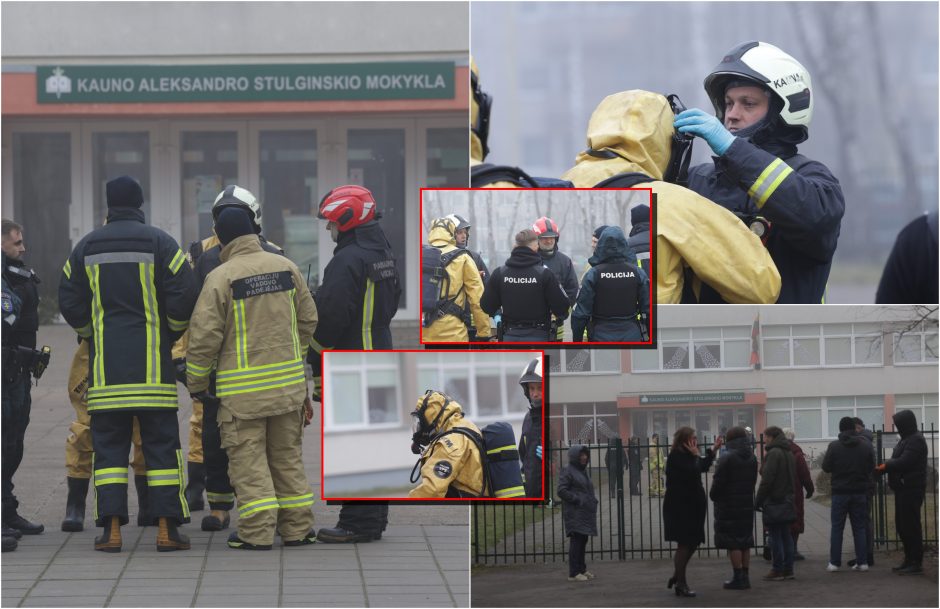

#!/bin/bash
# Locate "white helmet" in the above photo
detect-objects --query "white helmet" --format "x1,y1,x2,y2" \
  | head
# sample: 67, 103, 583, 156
213, 185, 262, 229
704, 41, 813, 130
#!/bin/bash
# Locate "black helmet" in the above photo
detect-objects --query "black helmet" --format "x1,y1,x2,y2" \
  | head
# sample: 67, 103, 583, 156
518, 356, 543, 406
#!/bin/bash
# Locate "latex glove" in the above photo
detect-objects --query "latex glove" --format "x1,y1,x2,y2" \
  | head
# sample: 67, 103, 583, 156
303, 396, 314, 427
536, 445, 543, 460
875, 463, 887, 474
674, 108, 735, 156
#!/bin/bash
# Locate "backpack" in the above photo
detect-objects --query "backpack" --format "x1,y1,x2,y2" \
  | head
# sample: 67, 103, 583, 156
421, 245, 471, 327
471, 163, 574, 188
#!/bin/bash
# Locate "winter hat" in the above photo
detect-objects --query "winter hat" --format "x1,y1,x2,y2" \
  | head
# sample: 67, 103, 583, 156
215, 207, 254, 246
106, 176, 144, 209
838, 416, 856, 433
592, 225, 609, 240
631, 204, 649, 226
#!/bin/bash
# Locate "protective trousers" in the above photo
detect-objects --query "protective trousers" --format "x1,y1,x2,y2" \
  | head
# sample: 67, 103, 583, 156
1, 375, 31, 519
187, 400, 204, 463
202, 395, 235, 510
337, 503, 389, 536
67, 341, 145, 478
220, 407, 314, 546
91, 410, 189, 526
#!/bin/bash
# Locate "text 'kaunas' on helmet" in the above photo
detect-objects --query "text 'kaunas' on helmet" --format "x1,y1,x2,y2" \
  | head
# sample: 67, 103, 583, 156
704, 41, 813, 135
213, 185, 262, 232
317, 185, 377, 232
518, 356, 543, 407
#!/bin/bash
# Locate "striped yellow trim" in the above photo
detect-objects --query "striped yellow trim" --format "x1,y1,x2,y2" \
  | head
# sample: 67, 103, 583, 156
89, 265, 105, 386
746, 158, 794, 209
167, 316, 188, 332
278, 493, 315, 509
756, 164, 793, 207
63, 259, 72, 279
747, 158, 783, 198
216, 372, 307, 397
147, 468, 181, 487
207, 492, 235, 503
140, 263, 160, 385
288, 288, 300, 360
238, 497, 279, 518
94, 467, 129, 486
169, 249, 186, 275
88, 383, 177, 398
495, 486, 525, 498
92, 452, 98, 521
187, 360, 213, 376
233, 298, 248, 369
88, 400, 179, 412
216, 358, 304, 381
309, 337, 328, 354
361, 278, 375, 350
486, 445, 517, 455
177, 449, 189, 519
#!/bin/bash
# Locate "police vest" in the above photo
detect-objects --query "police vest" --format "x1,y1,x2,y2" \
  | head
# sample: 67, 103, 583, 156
499, 265, 550, 323
593, 262, 640, 319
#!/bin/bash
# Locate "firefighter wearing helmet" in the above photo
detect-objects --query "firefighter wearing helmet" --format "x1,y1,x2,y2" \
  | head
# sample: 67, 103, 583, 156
676, 41, 845, 304
518, 357, 544, 498
533, 217, 579, 340
311, 185, 401, 543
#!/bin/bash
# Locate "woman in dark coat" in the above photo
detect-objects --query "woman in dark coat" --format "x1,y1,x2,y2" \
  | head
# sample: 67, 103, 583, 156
784, 428, 815, 560
557, 445, 598, 582
710, 426, 758, 590
663, 427, 722, 597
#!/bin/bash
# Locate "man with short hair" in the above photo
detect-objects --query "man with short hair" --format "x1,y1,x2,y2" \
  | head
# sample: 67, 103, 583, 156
848, 417, 875, 568
822, 417, 874, 572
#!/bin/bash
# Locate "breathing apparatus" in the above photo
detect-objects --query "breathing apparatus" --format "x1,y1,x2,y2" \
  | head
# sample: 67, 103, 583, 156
410, 389, 460, 455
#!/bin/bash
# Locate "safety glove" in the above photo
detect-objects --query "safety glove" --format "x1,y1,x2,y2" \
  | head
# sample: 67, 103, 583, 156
674, 108, 735, 156
172, 358, 187, 386
190, 390, 220, 407
303, 396, 314, 427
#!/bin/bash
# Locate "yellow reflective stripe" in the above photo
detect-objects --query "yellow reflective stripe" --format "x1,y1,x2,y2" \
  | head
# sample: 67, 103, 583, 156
361, 278, 375, 350
94, 467, 129, 486
486, 445, 517, 455
238, 497, 279, 518
187, 360, 213, 376
89, 265, 105, 386
88, 383, 177, 398
216, 369, 306, 389
278, 493, 314, 508
147, 468, 181, 487
169, 249, 186, 274
167, 316, 188, 332
207, 492, 235, 502
233, 299, 248, 369
89, 396, 178, 405
495, 486, 525, 498
755, 164, 793, 208
288, 288, 300, 360
140, 263, 160, 385
92, 453, 98, 521
88, 400, 179, 412
216, 372, 307, 397
63, 259, 72, 279
216, 358, 304, 381
76, 323, 92, 338
747, 158, 783, 199
309, 337, 328, 353
95, 467, 127, 475
176, 449, 189, 519
747, 158, 794, 209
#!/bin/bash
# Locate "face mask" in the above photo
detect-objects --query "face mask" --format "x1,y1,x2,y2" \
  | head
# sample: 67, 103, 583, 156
410, 391, 455, 454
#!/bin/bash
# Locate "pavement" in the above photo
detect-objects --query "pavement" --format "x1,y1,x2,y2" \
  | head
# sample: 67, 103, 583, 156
2, 324, 470, 608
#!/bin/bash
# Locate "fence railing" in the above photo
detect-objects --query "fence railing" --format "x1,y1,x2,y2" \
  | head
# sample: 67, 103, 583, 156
472, 427, 938, 565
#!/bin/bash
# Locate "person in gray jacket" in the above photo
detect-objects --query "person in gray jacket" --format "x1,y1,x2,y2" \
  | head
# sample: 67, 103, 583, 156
557, 445, 597, 582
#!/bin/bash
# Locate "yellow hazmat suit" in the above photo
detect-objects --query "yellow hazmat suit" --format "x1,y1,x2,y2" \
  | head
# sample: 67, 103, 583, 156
422, 218, 491, 342
561, 90, 781, 304
409, 392, 485, 498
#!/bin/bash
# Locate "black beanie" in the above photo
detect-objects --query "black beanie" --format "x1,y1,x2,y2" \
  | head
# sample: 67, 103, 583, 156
631, 204, 649, 226
215, 207, 254, 246
106, 176, 144, 209
839, 416, 856, 433
592, 225, 609, 239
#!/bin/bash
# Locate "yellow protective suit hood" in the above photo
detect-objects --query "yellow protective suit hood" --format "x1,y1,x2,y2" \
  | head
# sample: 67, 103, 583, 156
427, 218, 457, 249
410, 391, 484, 498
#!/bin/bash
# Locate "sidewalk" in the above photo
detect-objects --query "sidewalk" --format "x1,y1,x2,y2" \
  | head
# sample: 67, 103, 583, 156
1, 325, 469, 608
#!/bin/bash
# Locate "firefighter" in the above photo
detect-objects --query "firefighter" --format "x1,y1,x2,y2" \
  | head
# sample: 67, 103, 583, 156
533, 217, 579, 341
571, 226, 650, 342
422, 216, 490, 343
518, 357, 544, 498
451, 214, 488, 282
59, 176, 198, 552
561, 89, 781, 304
481, 229, 570, 342
310, 185, 401, 543
677, 41, 844, 304
627, 205, 651, 271
408, 391, 484, 498
173, 185, 283, 532
186, 207, 318, 550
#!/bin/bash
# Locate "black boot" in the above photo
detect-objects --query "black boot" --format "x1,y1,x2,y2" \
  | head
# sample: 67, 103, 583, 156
1, 533, 16, 552
317, 526, 376, 544
184, 462, 205, 512
724, 568, 747, 590
742, 567, 751, 589
135, 475, 156, 526
61, 477, 89, 532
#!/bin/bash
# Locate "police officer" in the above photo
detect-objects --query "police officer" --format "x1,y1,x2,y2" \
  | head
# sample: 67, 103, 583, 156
422, 216, 490, 343
408, 391, 484, 498
187, 207, 318, 550
1, 219, 44, 537
173, 186, 282, 532
59, 176, 198, 552
2, 270, 22, 552
481, 229, 570, 342
310, 185, 401, 543
571, 226, 650, 342
518, 357, 544, 498
676, 41, 844, 304
627, 205, 651, 271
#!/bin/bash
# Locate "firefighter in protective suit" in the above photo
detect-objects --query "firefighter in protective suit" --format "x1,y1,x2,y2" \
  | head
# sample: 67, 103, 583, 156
422, 216, 491, 342
408, 391, 484, 498
186, 208, 318, 550
560, 90, 781, 304
571, 226, 650, 342
518, 357, 544, 498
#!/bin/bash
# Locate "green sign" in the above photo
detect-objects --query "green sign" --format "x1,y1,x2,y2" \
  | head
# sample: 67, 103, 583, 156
37, 62, 454, 103
638, 393, 745, 405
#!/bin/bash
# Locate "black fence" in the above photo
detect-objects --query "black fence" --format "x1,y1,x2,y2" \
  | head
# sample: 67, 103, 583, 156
472, 427, 938, 565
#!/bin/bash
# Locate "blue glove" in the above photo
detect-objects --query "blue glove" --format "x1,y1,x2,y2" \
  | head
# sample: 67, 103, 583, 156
536, 445, 543, 459
674, 108, 735, 156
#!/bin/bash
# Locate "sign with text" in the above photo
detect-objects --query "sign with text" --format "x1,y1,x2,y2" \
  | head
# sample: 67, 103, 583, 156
639, 392, 746, 405
37, 62, 455, 103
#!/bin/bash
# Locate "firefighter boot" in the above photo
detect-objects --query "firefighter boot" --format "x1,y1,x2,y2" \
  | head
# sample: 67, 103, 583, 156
94, 516, 122, 553
135, 475, 156, 526
61, 477, 89, 532
201, 510, 230, 532
156, 517, 191, 552
184, 462, 205, 512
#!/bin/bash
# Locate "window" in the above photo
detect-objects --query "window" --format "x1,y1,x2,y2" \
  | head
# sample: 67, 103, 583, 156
416, 352, 533, 421
555, 402, 620, 444
425, 128, 468, 187
631, 326, 751, 372
325, 352, 401, 430
546, 349, 621, 375
766, 397, 823, 440
180, 131, 239, 248
894, 394, 940, 431
822, 323, 883, 366
763, 325, 820, 368
92, 131, 151, 227
893, 321, 939, 365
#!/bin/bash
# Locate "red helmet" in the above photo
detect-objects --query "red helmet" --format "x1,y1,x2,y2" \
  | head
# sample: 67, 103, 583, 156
318, 185, 376, 232
532, 216, 559, 239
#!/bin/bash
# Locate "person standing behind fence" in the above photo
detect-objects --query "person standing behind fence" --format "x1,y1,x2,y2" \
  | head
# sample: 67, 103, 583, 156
848, 417, 874, 568
663, 427, 722, 598
557, 445, 598, 582
628, 437, 642, 496
783, 428, 815, 561
755, 426, 797, 581
875, 409, 928, 575
648, 433, 665, 497
822, 417, 874, 572
710, 426, 757, 590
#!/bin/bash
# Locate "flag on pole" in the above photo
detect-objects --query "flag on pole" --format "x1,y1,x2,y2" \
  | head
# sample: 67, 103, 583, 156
750, 314, 761, 370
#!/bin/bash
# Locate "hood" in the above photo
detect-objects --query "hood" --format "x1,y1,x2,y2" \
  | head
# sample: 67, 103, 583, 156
537, 244, 559, 260
893, 409, 919, 438
568, 445, 590, 468
507, 246, 544, 269
588, 226, 636, 266
106, 206, 146, 225
561, 90, 673, 187
766, 433, 790, 452
428, 223, 456, 249
837, 430, 860, 447
335, 220, 392, 254
628, 222, 649, 238
726, 435, 752, 456
416, 391, 465, 435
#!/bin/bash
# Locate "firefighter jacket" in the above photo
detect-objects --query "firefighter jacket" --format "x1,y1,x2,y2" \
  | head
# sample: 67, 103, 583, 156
538, 246, 579, 306
560, 90, 781, 304
686, 135, 844, 304
58, 207, 198, 412
186, 235, 317, 420
409, 393, 484, 498
423, 224, 491, 342
309, 221, 401, 358
571, 227, 649, 342
519, 407, 543, 498
481, 246, 570, 327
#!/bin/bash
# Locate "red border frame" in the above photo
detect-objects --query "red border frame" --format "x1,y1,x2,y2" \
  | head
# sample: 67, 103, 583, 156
320, 349, 547, 502
418, 187, 655, 346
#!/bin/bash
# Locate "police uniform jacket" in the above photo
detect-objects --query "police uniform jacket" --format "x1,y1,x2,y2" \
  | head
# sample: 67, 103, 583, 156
561, 90, 780, 304
310, 221, 401, 354
480, 246, 570, 325
409, 393, 484, 498
519, 407, 543, 497
423, 224, 490, 342
686, 134, 844, 304
538, 246, 579, 305
186, 235, 316, 420
59, 207, 198, 412
2, 253, 39, 349
627, 222, 651, 271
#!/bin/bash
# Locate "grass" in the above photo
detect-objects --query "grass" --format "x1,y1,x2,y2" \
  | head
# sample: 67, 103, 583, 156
472, 502, 557, 552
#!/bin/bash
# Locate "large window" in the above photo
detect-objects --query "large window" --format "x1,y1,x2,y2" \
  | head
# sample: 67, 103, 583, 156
826, 396, 884, 435
631, 326, 751, 372
550, 402, 619, 445
893, 322, 939, 365
894, 394, 940, 431
416, 352, 532, 421
763, 323, 887, 369
325, 352, 401, 430
767, 395, 888, 439
92, 131, 150, 226
546, 349, 620, 375
180, 131, 239, 248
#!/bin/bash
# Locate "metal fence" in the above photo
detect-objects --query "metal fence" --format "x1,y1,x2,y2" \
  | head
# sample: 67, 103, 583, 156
472, 427, 938, 565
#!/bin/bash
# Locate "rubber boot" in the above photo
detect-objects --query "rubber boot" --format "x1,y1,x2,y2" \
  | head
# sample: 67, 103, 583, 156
201, 510, 230, 532
184, 462, 205, 512
2, 534, 17, 552
724, 568, 747, 590
134, 475, 156, 526
95, 515, 122, 553
742, 567, 751, 589
61, 477, 89, 532
156, 517, 191, 552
